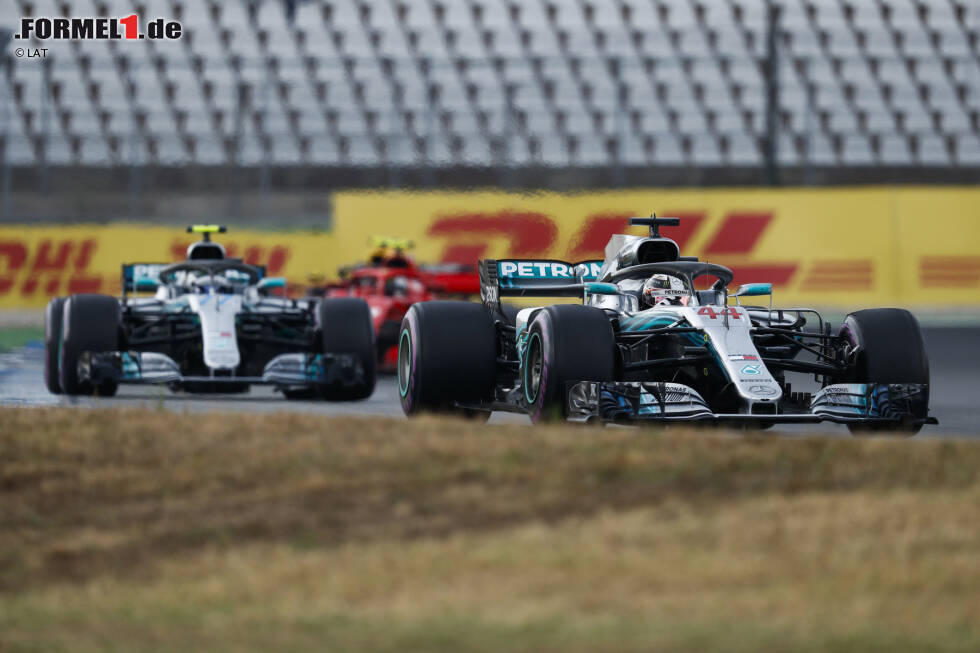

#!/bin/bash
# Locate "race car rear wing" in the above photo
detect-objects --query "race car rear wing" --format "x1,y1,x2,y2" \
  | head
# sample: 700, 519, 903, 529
122, 263, 170, 294
479, 258, 604, 310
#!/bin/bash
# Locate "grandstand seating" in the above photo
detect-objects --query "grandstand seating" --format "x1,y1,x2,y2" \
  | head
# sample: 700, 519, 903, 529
1, 0, 978, 167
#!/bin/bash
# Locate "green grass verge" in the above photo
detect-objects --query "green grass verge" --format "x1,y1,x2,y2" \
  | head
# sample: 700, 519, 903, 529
0, 326, 44, 353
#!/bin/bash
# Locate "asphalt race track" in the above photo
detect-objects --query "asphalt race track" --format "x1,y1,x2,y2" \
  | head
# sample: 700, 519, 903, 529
1, 327, 976, 437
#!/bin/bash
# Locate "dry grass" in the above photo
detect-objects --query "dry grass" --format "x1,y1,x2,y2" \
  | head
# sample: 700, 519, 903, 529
1, 407, 979, 652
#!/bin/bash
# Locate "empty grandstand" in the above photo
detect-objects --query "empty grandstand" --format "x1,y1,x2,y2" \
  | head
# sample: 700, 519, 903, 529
1, 0, 979, 198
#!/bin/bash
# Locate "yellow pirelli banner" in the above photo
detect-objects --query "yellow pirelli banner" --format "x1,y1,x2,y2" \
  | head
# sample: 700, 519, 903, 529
0, 186, 977, 309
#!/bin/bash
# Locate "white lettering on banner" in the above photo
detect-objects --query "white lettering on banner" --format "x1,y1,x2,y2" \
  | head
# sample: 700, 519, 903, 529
500, 261, 518, 276
517, 262, 533, 276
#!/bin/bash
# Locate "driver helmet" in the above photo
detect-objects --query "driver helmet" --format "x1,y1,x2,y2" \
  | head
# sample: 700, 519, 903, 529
385, 275, 410, 297
641, 274, 690, 307
190, 273, 234, 294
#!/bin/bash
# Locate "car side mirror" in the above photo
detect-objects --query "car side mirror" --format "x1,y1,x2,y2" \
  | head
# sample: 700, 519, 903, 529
734, 283, 772, 297
258, 277, 287, 297
584, 282, 619, 295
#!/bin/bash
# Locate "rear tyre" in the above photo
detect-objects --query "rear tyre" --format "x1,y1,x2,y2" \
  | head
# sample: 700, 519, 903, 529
319, 298, 377, 400
59, 294, 121, 397
521, 305, 616, 423
838, 308, 929, 435
398, 301, 496, 419
44, 297, 66, 394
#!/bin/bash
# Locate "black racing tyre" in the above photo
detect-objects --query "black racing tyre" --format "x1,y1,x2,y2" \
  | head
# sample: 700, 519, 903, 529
319, 297, 377, 400
59, 294, 121, 397
44, 296, 66, 394
838, 308, 929, 435
521, 305, 617, 423
398, 301, 496, 419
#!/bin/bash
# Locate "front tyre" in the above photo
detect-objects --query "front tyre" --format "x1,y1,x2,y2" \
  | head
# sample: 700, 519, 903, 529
521, 305, 617, 423
319, 298, 377, 400
44, 297, 66, 394
838, 308, 929, 435
59, 294, 121, 397
398, 301, 496, 419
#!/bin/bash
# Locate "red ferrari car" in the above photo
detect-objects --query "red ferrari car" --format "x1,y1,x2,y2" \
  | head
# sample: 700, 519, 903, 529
323, 239, 480, 371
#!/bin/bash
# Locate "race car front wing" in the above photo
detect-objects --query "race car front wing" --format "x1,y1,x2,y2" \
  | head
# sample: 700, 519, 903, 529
77, 351, 366, 389
566, 381, 936, 427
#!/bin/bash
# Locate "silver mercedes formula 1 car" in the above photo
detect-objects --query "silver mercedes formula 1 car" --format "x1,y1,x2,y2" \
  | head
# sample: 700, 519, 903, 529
398, 216, 935, 433
44, 226, 375, 400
